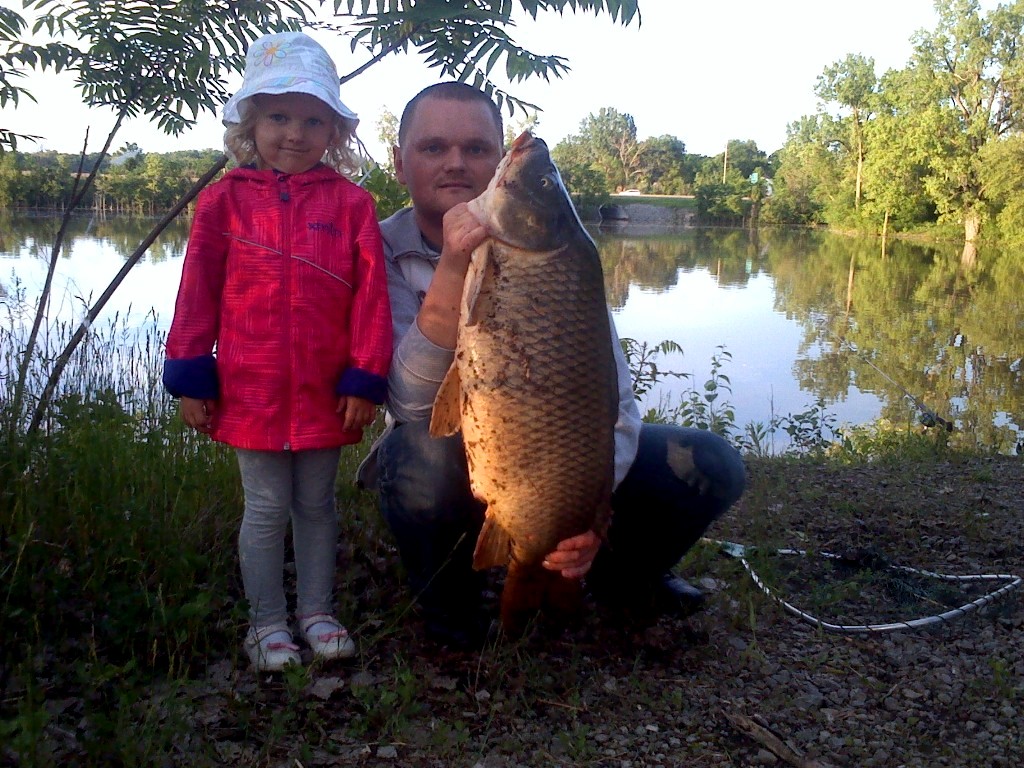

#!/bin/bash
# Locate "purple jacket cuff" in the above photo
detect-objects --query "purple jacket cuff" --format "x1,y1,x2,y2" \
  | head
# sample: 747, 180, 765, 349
335, 368, 387, 404
163, 356, 219, 399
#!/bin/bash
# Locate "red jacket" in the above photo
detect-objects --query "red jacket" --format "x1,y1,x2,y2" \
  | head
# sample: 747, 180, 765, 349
163, 164, 392, 451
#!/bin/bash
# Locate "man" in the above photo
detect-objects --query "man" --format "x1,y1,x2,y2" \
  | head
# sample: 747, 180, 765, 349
359, 82, 746, 646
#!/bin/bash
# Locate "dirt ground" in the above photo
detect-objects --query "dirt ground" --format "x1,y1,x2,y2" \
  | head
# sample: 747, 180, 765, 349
17, 454, 1022, 767
175, 454, 1024, 768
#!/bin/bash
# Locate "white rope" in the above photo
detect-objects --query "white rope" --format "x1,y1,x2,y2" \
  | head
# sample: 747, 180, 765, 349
703, 538, 1023, 634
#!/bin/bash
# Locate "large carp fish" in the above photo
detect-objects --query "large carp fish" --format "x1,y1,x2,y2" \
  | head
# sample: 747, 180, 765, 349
429, 131, 619, 634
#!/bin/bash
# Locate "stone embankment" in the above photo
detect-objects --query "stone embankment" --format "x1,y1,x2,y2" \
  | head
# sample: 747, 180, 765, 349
599, 202, 697, 226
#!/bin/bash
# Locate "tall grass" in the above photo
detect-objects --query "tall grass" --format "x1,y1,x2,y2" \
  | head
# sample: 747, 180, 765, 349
0, 303, 402, 765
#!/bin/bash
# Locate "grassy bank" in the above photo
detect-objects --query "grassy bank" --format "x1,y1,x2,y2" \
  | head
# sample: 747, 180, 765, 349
2, 324, 1019, 766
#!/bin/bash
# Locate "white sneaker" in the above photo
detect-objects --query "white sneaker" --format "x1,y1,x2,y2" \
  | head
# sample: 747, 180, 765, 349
244, 623, 301, 672
298, 613, 356, 661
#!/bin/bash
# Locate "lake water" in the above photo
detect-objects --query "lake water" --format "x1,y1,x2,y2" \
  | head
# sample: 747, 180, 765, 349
2, 213, 1022, 452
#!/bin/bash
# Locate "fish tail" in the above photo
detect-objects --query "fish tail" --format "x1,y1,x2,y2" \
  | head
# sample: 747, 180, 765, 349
500, 562, 549, 635
500, 562, 583, 636
544, 573, 585, 623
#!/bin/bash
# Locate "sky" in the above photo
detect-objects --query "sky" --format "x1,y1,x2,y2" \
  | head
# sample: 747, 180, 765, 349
0, 0, 1002, 164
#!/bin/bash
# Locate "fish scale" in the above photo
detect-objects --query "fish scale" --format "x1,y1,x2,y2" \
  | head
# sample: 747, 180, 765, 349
430, 131, 619, 634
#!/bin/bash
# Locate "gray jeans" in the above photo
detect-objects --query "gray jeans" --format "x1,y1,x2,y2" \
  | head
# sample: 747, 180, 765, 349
236, 447, 341, 629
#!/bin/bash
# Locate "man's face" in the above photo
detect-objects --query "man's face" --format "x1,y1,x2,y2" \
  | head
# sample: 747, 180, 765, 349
394, 97, 504, 226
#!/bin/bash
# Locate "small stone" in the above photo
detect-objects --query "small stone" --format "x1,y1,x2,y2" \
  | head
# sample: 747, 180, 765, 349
794, 688, 823, 710
727, 637, 748, 652
308, 676, 345, 701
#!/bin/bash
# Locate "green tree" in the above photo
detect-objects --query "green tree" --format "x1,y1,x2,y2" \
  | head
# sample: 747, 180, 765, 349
551, 137, 608, 211
718, 139, 769, 183
694, 169, 744, 224
0, 149, 22, 207
815, 54, 878, 212
979, 132, 1024, 242
636, 134, 689, 194
773, 121, 835, 230
907, 0, 1024, 245
571, 107, 644, 191
859, 68, 939, 247
363, 106, 408, 216
0, 6, 41, 150
692, 140, 767, 225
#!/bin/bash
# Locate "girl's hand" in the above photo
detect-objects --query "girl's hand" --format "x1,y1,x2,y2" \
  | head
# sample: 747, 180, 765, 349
337, 396, 376, 431
542, 530, 602, 579
180, 396, 215, 433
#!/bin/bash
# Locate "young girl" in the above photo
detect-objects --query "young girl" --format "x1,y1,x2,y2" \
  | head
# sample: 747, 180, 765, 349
163, 32, 392, 672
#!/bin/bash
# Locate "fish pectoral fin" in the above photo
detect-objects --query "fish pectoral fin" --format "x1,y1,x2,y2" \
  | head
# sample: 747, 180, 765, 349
464, 241, 496, 328
428, 363, 462, 437
472, 516, 512, 570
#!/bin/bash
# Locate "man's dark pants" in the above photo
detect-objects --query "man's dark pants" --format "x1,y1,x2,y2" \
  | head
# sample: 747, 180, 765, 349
377, 419, 746, 619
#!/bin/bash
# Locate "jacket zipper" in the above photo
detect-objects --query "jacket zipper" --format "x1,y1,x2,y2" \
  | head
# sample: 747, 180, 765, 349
278, 173, 292, 450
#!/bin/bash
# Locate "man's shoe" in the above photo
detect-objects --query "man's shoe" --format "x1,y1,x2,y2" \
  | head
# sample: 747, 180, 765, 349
655, 574, 706, 618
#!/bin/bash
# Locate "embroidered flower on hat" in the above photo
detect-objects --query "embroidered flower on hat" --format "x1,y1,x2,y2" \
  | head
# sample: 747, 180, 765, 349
257, 40, 288, 67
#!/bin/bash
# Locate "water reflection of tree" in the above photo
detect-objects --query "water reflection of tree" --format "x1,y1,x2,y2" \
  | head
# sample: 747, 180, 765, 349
774, 236, 1023, 452
595, 228, 758, 308
0, 213, 191, 265
89, 218, 190, 263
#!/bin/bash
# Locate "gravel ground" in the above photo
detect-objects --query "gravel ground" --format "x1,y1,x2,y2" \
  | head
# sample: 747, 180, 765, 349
26, 454, 1024, 767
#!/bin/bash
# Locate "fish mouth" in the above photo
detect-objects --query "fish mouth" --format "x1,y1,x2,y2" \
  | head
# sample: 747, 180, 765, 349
504, 133, 535, 171
495, 132, 540, 188
510, 132, 535, 152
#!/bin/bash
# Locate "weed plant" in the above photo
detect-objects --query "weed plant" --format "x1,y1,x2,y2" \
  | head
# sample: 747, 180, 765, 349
1, 312, 249, 761
619, 336, 984, 461
0, 315, 1001, 764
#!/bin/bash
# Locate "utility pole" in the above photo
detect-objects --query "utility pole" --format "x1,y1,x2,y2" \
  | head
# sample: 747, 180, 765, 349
722, 140, 729, 183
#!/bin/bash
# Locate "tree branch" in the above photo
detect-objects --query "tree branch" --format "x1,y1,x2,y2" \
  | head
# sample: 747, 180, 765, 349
26, 155, 229, 437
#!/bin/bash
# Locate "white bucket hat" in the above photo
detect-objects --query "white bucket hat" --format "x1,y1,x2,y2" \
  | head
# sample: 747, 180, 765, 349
223, 32, 358, 126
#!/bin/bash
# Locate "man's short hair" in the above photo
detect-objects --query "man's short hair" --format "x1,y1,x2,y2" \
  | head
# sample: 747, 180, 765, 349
398, 82, 504, 145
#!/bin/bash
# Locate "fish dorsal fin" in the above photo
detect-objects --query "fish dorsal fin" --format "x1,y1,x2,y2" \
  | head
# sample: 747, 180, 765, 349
428, 363, 462, 437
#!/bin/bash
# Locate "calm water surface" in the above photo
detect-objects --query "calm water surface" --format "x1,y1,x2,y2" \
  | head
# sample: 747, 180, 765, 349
3, 213, 1022, 452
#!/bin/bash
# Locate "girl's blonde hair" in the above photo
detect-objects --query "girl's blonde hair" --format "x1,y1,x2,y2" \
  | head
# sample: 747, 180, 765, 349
224, 97, 363, 179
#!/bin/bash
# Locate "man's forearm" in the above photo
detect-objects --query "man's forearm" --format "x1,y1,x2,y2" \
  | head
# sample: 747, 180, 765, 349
387, 319, 455, 423
415, 259, 465, 349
